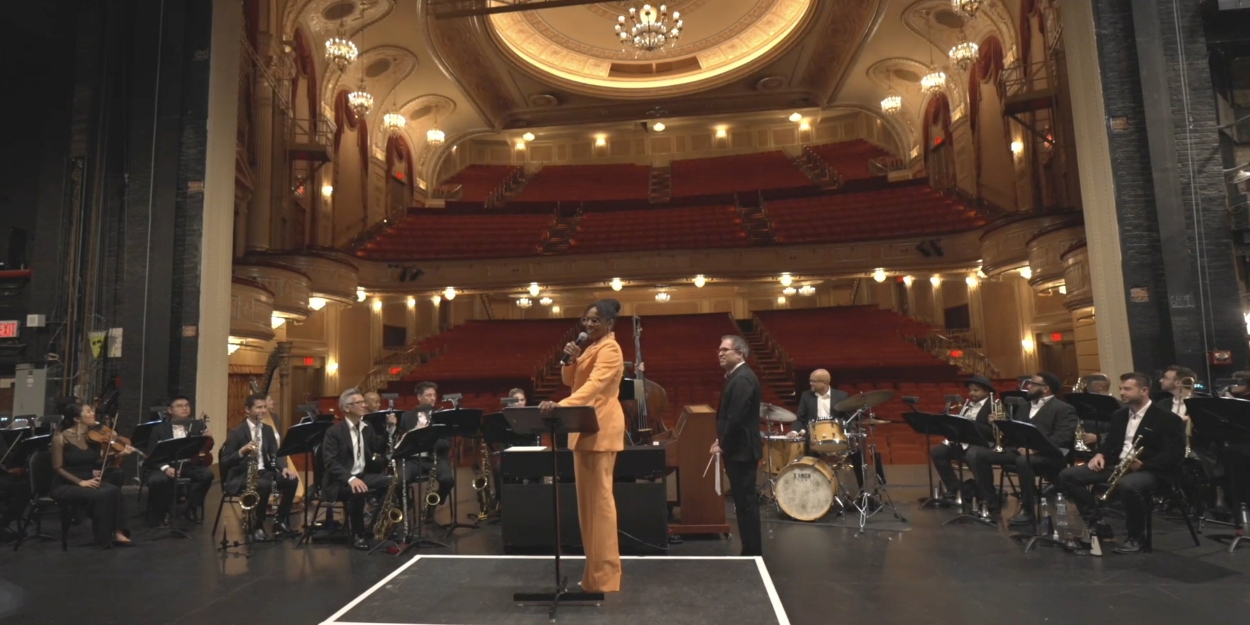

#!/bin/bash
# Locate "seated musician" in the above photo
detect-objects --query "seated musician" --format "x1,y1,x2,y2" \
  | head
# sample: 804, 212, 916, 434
508, 388, 527, 407
788, 369, 875, 489
322, 388, 391, 550
397, 381, 455, 518
364, 391, 383, 414
1057, 373, 1185, 553
0, 433, 33, 541
145, 395, 214, 524
50, 402, 134, 548
220, 393, 299, 541
1076, 374, 1118, 449
965, 372, 1077, 526
930, 375, 994, 500
1159, 365, 1199, 421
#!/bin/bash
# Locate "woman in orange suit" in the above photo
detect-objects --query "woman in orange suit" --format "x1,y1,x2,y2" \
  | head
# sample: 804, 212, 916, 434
539, 299, 624, 593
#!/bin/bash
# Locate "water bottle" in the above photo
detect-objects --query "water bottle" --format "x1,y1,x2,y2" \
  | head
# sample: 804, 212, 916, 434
1040, 497, 1053, 538
1055, 494, 1070, 539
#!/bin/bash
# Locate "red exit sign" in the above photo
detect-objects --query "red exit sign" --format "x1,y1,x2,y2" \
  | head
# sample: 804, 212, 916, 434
0, 321, 17, 338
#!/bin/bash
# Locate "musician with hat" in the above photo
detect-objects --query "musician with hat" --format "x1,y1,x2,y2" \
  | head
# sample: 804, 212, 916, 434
930, 375, 995, 500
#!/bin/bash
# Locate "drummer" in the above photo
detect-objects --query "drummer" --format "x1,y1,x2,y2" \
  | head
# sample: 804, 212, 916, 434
788, 369, 867, 490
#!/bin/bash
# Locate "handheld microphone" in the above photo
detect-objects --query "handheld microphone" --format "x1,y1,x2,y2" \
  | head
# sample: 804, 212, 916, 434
561, 332, 589, 365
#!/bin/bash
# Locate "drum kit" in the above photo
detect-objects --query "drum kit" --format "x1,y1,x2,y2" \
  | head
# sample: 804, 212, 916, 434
760, 390, 905, 531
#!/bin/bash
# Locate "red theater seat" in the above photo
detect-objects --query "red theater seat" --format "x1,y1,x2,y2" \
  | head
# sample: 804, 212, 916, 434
514, 164, 651, 202
671, 151, 814, 197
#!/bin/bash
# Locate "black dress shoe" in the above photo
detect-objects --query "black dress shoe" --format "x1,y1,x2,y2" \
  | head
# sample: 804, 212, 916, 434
352, 535, 371, 551
252, 529, 269, 543
1008, 511, 1036, 526
1113, 538, 1144, 554
272, 522, 294, 536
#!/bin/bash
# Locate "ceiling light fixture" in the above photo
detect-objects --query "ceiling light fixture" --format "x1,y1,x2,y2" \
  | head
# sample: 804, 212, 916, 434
430, 294, 442, 305
427, 112, 445, 147
652, 122, 665, 132
515, 140, 526, 150
528, 282, 541, 297
952, 0, 983, 19
324, 20, 358, 71
903, 275, 915, 287
610, 277, 623, 291
788, 112, 802, 122
522, 132, 535, 141
616, 3, 683, 54
966, 275, 979, 287
693, 274, 707, 288
654, 291, 671, 303
407, 296, 416, 309
443, 287, 457, 300
872, 268, 887, 283
921, 68, 947, 94
798, 285, 816, 296
383, 113, 406, 133
540, 297, 553, 306
715, 127, 728, 139
880, 94, 902, 115
308, 297, 327, 311
783, 287, 797, 296
779, 273, 793, 287
777, 296, 787, 305
949, 32, 979, 72
517, 297, 532, 308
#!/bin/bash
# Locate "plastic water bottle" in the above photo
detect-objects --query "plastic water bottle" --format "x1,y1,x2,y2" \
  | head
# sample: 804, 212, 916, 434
1040, 497, 1053, 538
1055, 494, 1070, 539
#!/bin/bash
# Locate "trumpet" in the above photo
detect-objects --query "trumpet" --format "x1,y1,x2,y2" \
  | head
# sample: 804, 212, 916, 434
1100, 434, 1144, 501
989, 395, 1008, 453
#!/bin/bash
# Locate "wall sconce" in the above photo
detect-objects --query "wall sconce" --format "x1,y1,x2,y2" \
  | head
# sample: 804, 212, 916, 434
1011, 140, 1024, 157
326, 361, 339, 375
966, 275, 979, 287
552, 305, 561, 314
776, 296, 787, 305
903, 275, 915, 287
515, 140, 526, 150
715, 127, 728, 139
430, 294, 442, 305
308, 297, 327, 311
595, 135, 607, 147
371, 298, 383, 312
930, 275, 941, 287
872, 268, 887, 283
522, 132, 535, 141
407, 296, 416, 309
798, 120, 811, 131
321, 185, 334, 198
1021, 337, 1035, 352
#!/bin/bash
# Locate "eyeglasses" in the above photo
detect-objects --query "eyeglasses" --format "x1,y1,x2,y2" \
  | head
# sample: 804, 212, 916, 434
717, 347, 741, 353
345, 400, 365, 407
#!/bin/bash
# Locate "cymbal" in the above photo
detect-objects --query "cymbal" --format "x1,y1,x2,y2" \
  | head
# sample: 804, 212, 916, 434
835, 389, 895, 412
760, 403, 797, 423
863, 417, 893, 426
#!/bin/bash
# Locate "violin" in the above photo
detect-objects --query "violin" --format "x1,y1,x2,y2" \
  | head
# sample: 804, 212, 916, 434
87, 423, 135, 469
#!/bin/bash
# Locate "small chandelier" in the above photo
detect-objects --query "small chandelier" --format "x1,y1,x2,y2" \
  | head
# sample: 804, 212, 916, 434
782, 287, 797, 296
348, 87, 373, 116
654, 291, 671, 303
880, 94, 902, 115
872, 268, 888, 283
426, 127, 445, 147
616, 4, 683, 54
442, 287, 457, 300
528, 282, 541, 297
539, 297, 553, 306
798, 285, 816, 296
779, 273, 793, 287
325, 21, 358, 71
951, 0, 983, 19
382, 113, 406, 133
516, 297, 532, 308
610, 278, 624, 291
921, 68, 947, 94
949, 37, 979, 72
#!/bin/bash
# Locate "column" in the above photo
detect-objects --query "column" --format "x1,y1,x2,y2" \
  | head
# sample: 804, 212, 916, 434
246, 37, 273, 251
931, 275, 946, 329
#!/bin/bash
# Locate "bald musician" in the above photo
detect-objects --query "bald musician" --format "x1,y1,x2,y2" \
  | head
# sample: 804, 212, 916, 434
788, 369, 870, 489
363, 391, 383, 414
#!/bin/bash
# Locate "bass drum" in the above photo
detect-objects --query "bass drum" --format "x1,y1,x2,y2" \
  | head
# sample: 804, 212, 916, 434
774, 456, 838, 521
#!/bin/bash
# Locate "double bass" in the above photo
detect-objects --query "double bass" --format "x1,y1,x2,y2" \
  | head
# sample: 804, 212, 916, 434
623, 314, 670, 444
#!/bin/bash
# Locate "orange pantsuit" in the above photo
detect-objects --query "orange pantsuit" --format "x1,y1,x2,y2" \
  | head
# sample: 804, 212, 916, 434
560, 332, 625, 593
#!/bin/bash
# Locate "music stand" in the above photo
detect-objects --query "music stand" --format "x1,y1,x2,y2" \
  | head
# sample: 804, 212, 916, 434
901, 409, 957, 509
994, 419, 1067, 553
278, 420, 331, 537
482, 412, 535, 449
1186, 397, 1250, 552
141, 436, 211, 540
431, 408, 483, 538
376, 424, 451, 555
937, 414, 994, 527
504, 405, 602, 622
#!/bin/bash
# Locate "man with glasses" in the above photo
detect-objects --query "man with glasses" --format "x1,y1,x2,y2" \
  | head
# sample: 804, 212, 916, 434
321, 388, 391, 550
713, 335, 763, 556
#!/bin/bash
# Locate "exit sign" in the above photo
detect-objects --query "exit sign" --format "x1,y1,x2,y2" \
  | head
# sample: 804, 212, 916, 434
0, 321, 17, 338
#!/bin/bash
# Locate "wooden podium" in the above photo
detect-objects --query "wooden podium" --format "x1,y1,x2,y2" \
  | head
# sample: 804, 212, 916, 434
659, 405, 730, 535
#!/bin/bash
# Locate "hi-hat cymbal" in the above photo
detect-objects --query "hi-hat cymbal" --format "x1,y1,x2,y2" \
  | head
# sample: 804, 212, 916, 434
835, 389, 896, 412
760, 403, 797, 423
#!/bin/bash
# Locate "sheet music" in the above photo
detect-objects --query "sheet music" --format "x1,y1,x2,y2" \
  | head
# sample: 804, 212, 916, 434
702, 452, 722, 495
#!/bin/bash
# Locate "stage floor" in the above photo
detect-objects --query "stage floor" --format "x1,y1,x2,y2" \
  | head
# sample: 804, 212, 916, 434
2, 465, 1249, 625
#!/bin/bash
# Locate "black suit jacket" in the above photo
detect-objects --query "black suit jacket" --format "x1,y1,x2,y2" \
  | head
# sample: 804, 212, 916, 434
1100, 402, 1185, 475
951, 399, 995, 443
399, 407, 452, 455
146, 419, 209, 463
1004, 396, 1079, 455
320, 418, 384, 501
220, 421, 280, 492
794, 389, 850, 432
717, 364, 763, 463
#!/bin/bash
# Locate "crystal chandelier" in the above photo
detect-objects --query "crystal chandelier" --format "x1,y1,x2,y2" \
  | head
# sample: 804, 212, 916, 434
325, 21, 358, 71
782, 287, 796, 296
951, 0, 982, 19
880, 94, 902, 115
516, 297, 532, 308
382, 113, 406, 133
426, 127, 445, 147
949, 35, 979, 72
654, 291, 671, 303
616, 4, 683, 54
348, 88, 373, 116
539, 297, 553, 306
798, 285, 816, 296
921, 68, 947, 94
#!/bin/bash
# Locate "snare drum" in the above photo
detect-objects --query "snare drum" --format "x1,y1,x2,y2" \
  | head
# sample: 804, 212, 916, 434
809, 418, 848, 453
764, 435, 804, 474
774, 456, 839, 521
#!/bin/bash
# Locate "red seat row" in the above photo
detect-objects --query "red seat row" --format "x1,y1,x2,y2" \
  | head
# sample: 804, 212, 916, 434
442, 165, 520, 202
514, 164, 652, 202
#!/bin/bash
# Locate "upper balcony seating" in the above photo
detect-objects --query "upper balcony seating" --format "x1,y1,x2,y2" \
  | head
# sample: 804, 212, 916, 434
568, 205, 749, 254
671, 151, 814, 198
513, 164, 652, 202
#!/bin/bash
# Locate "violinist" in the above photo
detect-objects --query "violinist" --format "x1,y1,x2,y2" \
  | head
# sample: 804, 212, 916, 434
0, 433, 32, 541
221, 394, 298, 541
145, 395, 214, 524
50, 402, 134, 548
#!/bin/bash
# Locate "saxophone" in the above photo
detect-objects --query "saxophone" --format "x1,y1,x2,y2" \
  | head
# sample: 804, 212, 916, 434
238, 442, 262, 535
373, 459, 404, 541
472, 439, 494, 522
989, 396, 1007, 453
1099, 434, 1144, 502
422, 456, 442, 523
1073, 420, 1091, 453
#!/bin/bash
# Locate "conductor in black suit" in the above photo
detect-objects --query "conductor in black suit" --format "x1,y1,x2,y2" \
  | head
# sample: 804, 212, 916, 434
965, 371, 1078, 526
1057, 372, 1185, 553
145, 395, 214, 524
220, 393, 299, 541
712, 335, 763, 556
322, 387, 391, 550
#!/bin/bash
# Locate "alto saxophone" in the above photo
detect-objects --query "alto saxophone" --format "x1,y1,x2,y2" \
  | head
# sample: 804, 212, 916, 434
1099, 434, 1144, 502
472, 439, 494, 522
238, 443, 262, 535
373, 459, 404, 541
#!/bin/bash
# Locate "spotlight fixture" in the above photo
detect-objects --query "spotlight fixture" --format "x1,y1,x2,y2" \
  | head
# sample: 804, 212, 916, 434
610, 277, 623, 291
528, 282, 542, 297
522, 132, 535, 141
693, 274, 707, 288
798, 285, 816, 296
655, 292, 671, 303
308, 297, 327, 311
788, 112, 802, 122
539, 297, 553, 306
517, 297, 533, 308
779, 273, 793, 287
872, 268, 887, 283
783, 287, 797, 296
443, 287, 457, 300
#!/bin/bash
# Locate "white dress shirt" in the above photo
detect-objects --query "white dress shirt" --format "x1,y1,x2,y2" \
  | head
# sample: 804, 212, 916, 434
160, 423, 190, 472
815, 390, 832, 419
726, 361, 746, 378
947, 398, 986, 449
248, 419, 279, 470
348, 419, 367, 476
1028, 395, 1053, 420
1121, 401, 1151, 459
1170, 395, 1187, 418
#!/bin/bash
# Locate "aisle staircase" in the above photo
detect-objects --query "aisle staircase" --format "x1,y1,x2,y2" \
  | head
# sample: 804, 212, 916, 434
739, 321, 798, 408
737, 194, 776, 245
540, 208, 579, 254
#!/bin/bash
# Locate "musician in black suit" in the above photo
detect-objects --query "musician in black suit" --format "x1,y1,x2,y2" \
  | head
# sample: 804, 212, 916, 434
788, 369, 877, 488
965, 372, 1078, 525
220, 393, 299, 541
930, 376, 995, 498
712, 335, 763, 556
397, 381, 455, 518
322, 387, 391, 550
145, 395, 214, 524
1057, 373, 1184, 553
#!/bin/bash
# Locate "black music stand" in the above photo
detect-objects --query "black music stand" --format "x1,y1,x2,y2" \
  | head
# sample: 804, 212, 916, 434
994, 419, 1067, 553
141, 436, 211, 540
278, 420, 331, 537
1186, 397, 1250, 552
937, 414, 995, 527
901, 409, 956, 509
483, 411, 536, 449
504, 405, 602, 622
129, 419, 164, 500
377, 424, 450, 555
432, 408, 483, 538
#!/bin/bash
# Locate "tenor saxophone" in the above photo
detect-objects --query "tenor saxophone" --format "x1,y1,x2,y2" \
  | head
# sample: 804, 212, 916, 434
472, 439, 494, 522
373, 459, 404, 541
238, 444, 262, 535
423, 455, 442, 524
1099, 435, 1144, 502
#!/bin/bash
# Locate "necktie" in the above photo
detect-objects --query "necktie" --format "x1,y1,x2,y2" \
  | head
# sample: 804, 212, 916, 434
253, 425, 263, 468
355, 424, 364, 469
